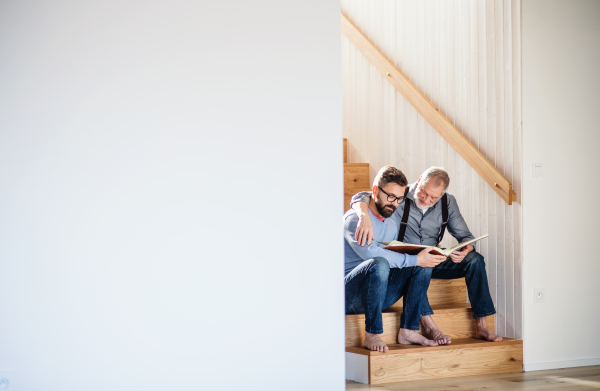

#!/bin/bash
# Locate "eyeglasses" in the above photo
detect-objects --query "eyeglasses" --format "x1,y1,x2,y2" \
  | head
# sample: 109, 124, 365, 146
378, 187, 405, 204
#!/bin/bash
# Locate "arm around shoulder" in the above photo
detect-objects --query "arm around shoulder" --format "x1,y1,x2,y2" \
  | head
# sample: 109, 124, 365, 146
350, 193, 373, 245
350, 191, 372, 208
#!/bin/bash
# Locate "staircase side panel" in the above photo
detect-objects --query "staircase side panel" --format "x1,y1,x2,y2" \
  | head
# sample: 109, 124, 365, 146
345, 352, 369, 384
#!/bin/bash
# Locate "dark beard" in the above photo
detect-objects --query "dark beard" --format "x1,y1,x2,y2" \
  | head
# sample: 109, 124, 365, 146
375, 200, 396, 218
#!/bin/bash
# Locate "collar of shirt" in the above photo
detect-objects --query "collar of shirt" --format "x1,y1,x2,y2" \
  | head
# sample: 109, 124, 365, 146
406, 182, 417, 201
368, 206, 385, 222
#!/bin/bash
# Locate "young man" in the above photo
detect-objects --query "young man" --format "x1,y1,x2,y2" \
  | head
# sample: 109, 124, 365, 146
351, 166, 502, 343
344, 166, 449, 352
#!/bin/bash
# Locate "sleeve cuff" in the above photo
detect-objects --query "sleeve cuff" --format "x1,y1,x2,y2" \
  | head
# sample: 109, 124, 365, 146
406, 254, 418, 267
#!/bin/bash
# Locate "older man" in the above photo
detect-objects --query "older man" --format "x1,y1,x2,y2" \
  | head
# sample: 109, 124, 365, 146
344, 166, 449, 352
351, 166, 502, 343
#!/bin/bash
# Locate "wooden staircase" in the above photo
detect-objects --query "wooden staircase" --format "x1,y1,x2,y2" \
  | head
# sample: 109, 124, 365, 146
342, 138, 523, 384
343, 139, 370, 212
345, 278, 523, 384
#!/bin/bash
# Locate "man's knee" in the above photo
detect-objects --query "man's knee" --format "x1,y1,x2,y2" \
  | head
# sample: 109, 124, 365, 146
369, 257, 390, 280
464, 251, 485, 268
415, 266, 433, 277
411, 266, 433, 284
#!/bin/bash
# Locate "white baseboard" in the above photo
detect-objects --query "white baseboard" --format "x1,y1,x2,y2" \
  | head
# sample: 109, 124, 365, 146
524, 357, 600, 372
345, 352, 369, 384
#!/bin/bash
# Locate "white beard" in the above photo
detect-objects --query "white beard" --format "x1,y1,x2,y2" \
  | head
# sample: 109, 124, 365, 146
415, 196, 433, 210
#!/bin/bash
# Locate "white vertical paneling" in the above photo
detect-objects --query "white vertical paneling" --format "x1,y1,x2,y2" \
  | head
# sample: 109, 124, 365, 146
494, 0, 506, 337
469, 0, 480, 268
511, 0, 523, 340
485, 0, 499, 331
341, 0, 523, 338
371, 0, 383, 181
408, 0, 419, 177
460, 0, 471, 240
388, 0, 397, 167
420, 0, 429, 171
431, 2, 441, 165
446, 1, 457, 236
503, 0, 515, 338
477, 0, 489, 284
438, 1, 449, 187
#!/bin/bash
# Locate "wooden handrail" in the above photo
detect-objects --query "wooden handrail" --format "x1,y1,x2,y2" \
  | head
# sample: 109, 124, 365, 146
341, 13, 517, 205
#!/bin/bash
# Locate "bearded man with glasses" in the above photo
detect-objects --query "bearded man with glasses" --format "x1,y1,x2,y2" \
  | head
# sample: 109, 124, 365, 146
344, 166, 449, 352
350, 166, 502, 343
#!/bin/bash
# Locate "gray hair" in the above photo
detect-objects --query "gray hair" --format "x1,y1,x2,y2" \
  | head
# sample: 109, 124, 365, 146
421, 166, 450, 191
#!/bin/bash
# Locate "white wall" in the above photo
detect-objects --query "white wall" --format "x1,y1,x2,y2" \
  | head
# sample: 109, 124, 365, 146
341, 0, 523, 339
522, 0, 600, 371
0, 1, 344, 390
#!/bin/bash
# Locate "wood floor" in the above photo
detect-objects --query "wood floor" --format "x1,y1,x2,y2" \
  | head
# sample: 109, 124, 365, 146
346, 365, 600, 390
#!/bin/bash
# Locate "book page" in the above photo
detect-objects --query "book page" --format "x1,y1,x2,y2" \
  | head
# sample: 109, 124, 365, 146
443, 234, 490, 256
378, 240, 408, 246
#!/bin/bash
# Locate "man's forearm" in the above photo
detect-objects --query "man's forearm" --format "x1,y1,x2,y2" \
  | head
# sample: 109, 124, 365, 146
351, 199, 369, 217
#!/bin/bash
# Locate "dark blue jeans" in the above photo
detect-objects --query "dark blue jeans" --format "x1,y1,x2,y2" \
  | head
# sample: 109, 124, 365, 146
344, 257, 431, 334
422, 250, 496, 319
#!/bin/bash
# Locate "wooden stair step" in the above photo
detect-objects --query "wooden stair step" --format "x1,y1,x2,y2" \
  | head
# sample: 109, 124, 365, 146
346, 337, 522, 356
396, 278, 468, 308
344, 191, 370, 213
345, 338, 523, 384
345, 304, 495, 346
344, 163, 370, 189
344, 162, 370, 212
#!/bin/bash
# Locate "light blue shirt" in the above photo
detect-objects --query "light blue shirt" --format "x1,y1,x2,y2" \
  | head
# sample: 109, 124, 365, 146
351, 182, 475, 249
343, 207, 418, 276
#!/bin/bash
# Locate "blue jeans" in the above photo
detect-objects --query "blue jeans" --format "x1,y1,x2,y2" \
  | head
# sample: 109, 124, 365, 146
344, 257, 431, 334
422, 250, 496, 319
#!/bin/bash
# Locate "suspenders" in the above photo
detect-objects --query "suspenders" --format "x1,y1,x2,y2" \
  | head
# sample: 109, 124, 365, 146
397, 187, 411, 243
397, 187, 448, 247
438, 193, 448, 245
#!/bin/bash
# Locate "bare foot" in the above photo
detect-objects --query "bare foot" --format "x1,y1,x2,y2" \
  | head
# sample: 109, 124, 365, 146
475, 317, 503, 342
363, 332, 389, 352
397, 328, 438, 346
420, 315, 452, 345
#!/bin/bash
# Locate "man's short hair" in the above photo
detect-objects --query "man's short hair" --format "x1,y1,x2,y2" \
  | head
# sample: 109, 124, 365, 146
373, 166, 408, 189
421, 166, 450, 190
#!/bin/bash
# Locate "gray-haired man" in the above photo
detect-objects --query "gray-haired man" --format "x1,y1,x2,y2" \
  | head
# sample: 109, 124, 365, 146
351, 166, 502, 343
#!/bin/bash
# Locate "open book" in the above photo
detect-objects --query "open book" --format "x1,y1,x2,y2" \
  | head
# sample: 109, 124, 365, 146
378, 234, 490, 257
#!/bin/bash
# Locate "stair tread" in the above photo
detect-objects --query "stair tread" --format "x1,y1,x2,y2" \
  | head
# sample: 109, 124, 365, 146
346, 337, 522, 356
384, 303, 472, 313
345, 303, 473, 319
344, 162, 370, 166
